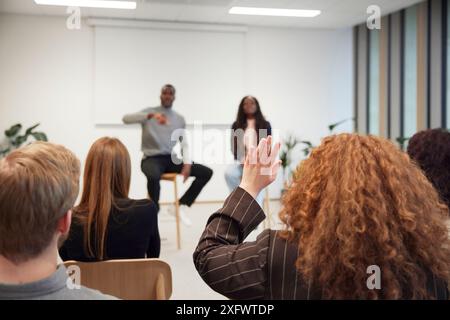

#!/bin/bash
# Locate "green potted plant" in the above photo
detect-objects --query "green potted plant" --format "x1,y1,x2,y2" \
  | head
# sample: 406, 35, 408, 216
298, 118, 355, 157
279, 118, 355, 194
396, 136, 410, 150
279, 134, 299, 188
0, 123, 48, 158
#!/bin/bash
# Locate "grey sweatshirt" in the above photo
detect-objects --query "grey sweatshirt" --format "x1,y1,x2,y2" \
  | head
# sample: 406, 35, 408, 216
122, 106, 191, 163
0, 265, 117, 300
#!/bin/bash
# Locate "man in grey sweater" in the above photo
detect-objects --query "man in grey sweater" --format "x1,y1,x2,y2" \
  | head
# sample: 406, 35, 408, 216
123, 84, 213, 225
0, 142, 116, 300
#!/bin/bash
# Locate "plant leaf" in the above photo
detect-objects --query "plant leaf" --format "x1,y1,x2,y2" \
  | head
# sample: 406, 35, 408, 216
300, 140, 313, 147
12, 135, 27, 147
0, 148, 10, 156
329, 118, 356, 132
31, 132, 48, 141
302, 148, 310, 156
5, 124, 22, 138
396, 136, 410, 144
328, 118, 352, 132
25, 123, 40, 135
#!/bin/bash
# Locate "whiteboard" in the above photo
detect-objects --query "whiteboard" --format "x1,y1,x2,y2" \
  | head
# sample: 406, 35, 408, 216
94, 25, 246, 124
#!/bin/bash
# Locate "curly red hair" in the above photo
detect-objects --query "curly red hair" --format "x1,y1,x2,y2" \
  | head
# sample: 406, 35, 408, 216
279, 134, 450, 299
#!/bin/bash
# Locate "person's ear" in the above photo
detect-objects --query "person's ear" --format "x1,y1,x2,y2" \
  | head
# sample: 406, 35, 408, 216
57, 210, 72, 235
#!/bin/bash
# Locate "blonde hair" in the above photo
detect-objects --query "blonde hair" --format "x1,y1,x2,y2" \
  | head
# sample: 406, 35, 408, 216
280, 133, 450, 299
0, 141, 80, 263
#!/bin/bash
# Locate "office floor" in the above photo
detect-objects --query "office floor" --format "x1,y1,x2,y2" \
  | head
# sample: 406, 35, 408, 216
158, 200, 282, 300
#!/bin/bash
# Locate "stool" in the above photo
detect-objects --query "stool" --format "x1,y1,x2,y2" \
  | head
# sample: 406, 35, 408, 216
160, 173, 181, 250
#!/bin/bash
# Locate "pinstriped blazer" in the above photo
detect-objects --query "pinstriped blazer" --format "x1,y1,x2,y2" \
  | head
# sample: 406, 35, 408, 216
193, 187, 449, 300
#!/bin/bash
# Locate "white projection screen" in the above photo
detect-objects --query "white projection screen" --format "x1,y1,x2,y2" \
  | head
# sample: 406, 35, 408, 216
94, 24, 246, 124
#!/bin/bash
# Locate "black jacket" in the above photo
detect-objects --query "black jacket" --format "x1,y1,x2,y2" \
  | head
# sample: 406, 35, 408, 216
60, 198, 160, 261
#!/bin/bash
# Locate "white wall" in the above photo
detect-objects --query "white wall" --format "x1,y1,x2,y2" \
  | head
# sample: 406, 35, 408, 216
0, 13, 353, 202
94, 25, 246, 125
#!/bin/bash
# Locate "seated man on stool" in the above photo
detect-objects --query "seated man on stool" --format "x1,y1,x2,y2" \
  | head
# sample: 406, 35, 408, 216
123, 84, 213, 226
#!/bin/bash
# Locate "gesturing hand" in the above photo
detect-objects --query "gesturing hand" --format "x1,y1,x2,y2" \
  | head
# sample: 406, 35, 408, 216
181, 163, 192, 183
238, 136, 281, 200
148, 113, 168, 125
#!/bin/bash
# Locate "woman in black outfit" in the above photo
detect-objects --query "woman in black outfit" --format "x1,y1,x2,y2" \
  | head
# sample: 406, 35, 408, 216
59, 137, 160, 261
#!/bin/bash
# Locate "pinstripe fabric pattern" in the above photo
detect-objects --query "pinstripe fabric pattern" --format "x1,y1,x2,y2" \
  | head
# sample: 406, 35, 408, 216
193, 187, 311, 300
193, 187, 450, 300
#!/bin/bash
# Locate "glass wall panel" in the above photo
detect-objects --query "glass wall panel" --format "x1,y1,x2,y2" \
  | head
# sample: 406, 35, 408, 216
403, 6, 418, 138
368, 29, 380, 135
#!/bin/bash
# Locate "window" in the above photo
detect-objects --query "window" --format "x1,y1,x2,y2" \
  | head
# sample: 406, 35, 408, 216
447, 0, 450, 128
368, 29, 380, 135
403, 6, 418, 138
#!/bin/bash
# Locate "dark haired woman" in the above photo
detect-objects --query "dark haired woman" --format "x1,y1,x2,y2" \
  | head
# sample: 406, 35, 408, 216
59, 137, 160, 261
225, 96, 271, 205
407, 128, 450, 211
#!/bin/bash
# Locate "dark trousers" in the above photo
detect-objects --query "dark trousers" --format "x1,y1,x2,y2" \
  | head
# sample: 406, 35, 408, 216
141, 155, 213, 212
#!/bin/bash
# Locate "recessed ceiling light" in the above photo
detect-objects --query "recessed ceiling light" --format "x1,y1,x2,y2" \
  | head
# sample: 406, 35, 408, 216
229, 7, 321, 18
34, 0, 137, 10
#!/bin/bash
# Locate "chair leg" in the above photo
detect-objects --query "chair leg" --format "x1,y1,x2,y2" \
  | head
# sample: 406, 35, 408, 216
173, 178, 181, 250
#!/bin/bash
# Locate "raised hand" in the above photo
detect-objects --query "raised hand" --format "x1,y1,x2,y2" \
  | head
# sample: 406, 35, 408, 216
238, 136, 281, 200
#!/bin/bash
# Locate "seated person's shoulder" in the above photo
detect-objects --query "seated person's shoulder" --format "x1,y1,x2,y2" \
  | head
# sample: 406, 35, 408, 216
173, 111, 186, 123
51, 285, 119, 300
129, 200, 158, 230
130, 198, 157, 209
143, 106, 158, 113
121, 198, 157, 219
74, 286, 119, 300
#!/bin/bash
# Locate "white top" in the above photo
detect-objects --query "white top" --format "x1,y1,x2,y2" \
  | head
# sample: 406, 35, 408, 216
243, 119, 257, 150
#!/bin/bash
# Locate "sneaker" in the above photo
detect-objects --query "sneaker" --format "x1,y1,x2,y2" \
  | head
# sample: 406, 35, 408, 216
167, 204, 192, 227
179, 205, 192, 227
